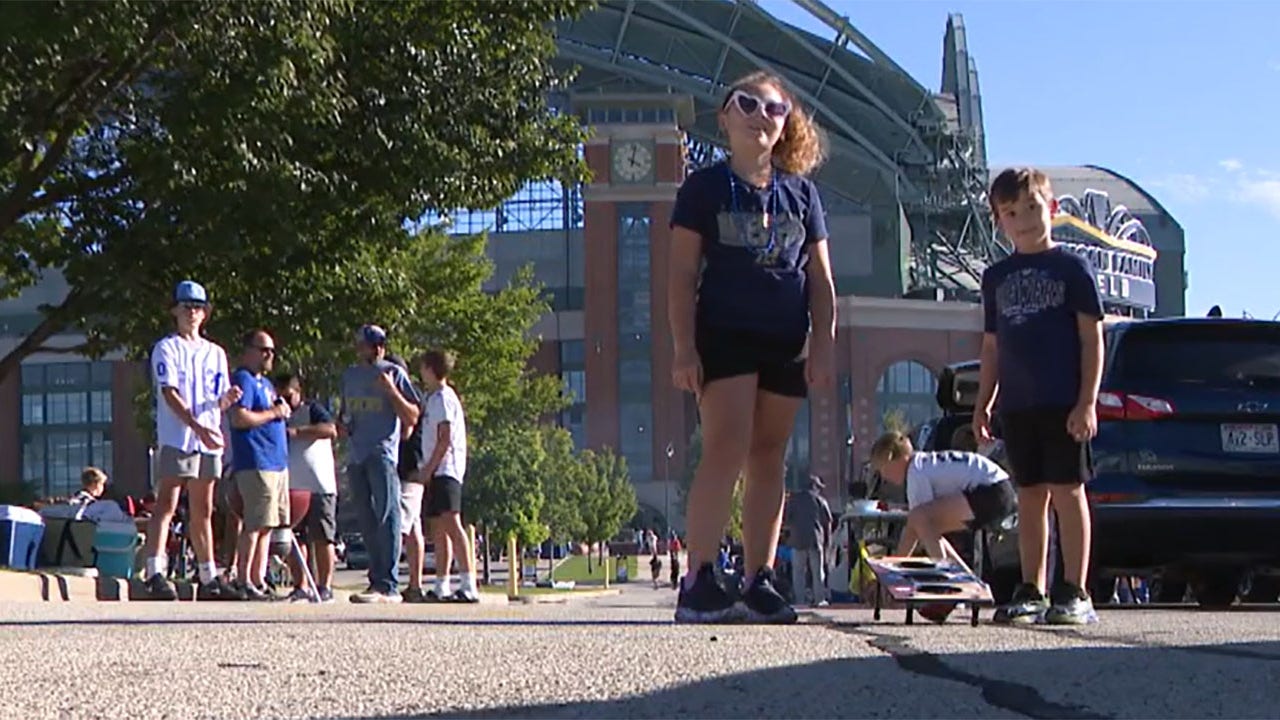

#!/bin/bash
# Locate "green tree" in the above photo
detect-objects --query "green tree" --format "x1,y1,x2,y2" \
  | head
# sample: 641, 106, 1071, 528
539, 426, 586, 546
677, 425, 746, 541
0, 0, 588, 386
465, 423, 548, 550
578, 447, 637, 569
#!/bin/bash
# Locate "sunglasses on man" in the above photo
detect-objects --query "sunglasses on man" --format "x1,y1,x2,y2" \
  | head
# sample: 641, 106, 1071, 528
726, 89, 791, 119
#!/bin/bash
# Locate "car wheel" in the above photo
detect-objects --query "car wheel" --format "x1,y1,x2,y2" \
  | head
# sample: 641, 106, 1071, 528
1242, 574, 1280, 603
1193, 570, 1242, 609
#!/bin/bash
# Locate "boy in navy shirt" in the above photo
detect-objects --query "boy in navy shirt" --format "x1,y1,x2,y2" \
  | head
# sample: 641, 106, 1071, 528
974, 168, 1104, 625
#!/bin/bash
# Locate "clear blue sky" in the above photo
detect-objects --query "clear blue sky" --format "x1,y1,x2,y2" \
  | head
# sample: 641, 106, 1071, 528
759, 0, 1280, 318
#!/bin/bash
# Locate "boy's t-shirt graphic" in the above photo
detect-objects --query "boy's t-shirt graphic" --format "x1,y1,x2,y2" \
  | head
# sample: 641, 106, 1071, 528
981, 246, 1104, 413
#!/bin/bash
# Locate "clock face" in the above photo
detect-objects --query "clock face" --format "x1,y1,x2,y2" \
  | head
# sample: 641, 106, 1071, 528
612, 141, 654, 183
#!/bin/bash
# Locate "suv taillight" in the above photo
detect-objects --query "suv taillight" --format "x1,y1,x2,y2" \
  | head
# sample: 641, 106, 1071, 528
1097, 391, 1176, 421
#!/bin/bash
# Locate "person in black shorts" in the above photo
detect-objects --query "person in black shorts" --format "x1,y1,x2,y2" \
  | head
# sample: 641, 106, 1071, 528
276, 373, 340, 603
868, 431, 1016, 562
974, 167, 1104, 626
668, 70, 837, 624
417, 349, 478, 603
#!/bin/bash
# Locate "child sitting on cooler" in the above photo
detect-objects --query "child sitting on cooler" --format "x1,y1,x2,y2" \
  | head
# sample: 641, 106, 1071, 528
868, 431, 1016, 563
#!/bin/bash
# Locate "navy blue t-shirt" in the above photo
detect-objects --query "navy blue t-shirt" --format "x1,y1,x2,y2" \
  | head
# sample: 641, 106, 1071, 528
230, 367, 288, 472
670, 161, 828, 342
981, 246, 1104, 413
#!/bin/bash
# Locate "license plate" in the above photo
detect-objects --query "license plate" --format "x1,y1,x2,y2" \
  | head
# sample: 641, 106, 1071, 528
1221, 423, 1280, 454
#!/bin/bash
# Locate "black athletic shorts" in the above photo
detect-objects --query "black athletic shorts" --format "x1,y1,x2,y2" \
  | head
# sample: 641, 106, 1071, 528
296, 493, 337, 545
964, 480, 1017, 531
1000, 406, 1094, 487
425, 475, 463, 518
696, 324, 807, 398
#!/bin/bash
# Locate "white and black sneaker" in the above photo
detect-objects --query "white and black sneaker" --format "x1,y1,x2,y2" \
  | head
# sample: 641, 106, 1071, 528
452, 588, 480, 604
675, 563, 746, 624
1045, 583, 1099, 625
142, 573, 178, 601
742, 566, 797, 624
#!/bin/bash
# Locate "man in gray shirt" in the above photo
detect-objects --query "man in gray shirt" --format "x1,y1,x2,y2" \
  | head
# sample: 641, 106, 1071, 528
784, 475, 834, 607
339, 324, 421, 603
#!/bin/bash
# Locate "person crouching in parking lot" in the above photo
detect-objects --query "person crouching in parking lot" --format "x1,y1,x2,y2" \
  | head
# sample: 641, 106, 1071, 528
869, 430, 1016, 565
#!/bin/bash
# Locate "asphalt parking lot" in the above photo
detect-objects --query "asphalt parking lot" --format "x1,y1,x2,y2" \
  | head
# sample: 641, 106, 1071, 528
0, 584, 1277, 719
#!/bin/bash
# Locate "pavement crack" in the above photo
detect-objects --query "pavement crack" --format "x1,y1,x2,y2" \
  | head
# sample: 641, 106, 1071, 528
830, 625, 1112, 720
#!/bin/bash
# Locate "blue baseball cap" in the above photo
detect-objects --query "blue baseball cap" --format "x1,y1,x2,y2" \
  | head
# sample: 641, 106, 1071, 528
357, 324, 387, 347
174, 281, 209, 306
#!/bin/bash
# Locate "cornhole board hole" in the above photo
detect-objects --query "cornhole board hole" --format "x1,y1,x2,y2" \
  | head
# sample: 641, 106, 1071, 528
866, 556, 994, 627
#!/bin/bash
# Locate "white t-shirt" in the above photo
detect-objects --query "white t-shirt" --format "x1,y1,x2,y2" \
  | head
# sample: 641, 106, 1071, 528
420, 385, 467, 482
905, 451, 1009, 510
151, 334, 230, 454
287, 402, 338, 495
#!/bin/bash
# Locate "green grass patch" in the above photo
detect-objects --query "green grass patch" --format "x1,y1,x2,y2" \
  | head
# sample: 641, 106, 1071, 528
550, 555, 639, 584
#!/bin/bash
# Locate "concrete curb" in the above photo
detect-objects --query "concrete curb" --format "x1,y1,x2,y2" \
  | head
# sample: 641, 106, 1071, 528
0, 569, 133, 602
508, 588, 622, 604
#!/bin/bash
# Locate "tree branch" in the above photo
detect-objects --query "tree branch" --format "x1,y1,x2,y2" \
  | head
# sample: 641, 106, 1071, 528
0, 293, 78, 386
20, 166, 128, 216
0, 13, 177, 237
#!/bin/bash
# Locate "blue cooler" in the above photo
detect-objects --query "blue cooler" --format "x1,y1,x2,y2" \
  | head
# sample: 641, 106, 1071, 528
93, 521, 139, 579
0, 506, 45, 570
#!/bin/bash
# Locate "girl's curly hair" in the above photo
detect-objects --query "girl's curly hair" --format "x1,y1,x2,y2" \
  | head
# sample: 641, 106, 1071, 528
721, 72, 828, 177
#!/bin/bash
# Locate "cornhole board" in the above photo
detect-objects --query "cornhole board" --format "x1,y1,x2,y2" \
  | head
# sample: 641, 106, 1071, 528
866, 556, 994, 627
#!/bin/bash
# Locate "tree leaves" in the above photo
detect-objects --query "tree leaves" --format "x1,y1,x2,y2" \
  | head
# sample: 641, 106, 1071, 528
0, 0, 588, 385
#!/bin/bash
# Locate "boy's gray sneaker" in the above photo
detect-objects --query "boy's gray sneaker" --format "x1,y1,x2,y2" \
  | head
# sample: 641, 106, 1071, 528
992, 583, 1049, 624
1046, 584, 1099, 625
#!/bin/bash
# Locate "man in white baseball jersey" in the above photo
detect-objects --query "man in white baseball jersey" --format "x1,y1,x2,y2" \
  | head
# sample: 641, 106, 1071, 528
140, 281, 244, 601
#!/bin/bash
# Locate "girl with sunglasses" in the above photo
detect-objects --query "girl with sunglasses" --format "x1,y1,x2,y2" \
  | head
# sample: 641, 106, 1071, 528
669, 72, 837, 624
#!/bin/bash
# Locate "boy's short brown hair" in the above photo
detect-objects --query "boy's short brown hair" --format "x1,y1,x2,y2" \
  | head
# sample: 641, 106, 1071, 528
418, 348, 457, 380
988, 167, 1054, 218
81, 467, 108, 488
869, 431, 912, 465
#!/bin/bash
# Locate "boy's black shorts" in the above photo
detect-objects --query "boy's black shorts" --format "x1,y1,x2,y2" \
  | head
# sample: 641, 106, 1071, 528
964, 480, 1017, 531
696, 324, 807, 399
1000, 406, 1094, 487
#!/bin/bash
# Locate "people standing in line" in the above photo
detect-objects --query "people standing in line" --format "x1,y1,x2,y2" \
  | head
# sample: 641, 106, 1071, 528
339, 325, 421, 603
974, 167, 1104, 625
784, 475, 833, 607
418, 349, 479, 603
228, 330, 291, 601
668, 71, 837, 624
141, 281, 243, 601
387, 353, 432, 603
276, 373, 340, 603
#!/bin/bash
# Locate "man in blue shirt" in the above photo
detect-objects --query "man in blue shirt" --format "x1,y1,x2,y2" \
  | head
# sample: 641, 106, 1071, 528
340, 324, 421, 603
228, 330, 291, 601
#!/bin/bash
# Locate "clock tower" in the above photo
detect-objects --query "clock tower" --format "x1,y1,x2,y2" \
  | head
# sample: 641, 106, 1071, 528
572, 93, 694, 527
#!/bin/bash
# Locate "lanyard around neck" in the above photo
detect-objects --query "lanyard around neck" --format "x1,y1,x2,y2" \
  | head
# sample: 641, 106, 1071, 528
725, 163, 779, 256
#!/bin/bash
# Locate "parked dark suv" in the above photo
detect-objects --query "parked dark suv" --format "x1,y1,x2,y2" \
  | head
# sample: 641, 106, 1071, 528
932, 317, 1280, 608
1091, 317, 1280, 606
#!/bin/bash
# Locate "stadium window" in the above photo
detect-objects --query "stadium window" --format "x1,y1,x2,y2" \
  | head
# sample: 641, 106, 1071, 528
19, 361, 115, 497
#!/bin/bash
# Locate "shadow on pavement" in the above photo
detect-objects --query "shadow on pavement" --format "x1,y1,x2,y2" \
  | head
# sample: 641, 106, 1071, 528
0, 617, 679, 629
335, 632, 1280, 720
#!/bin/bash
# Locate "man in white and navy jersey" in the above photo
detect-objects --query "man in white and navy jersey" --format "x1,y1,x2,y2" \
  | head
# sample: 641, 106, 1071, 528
140, 281, 244, 601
